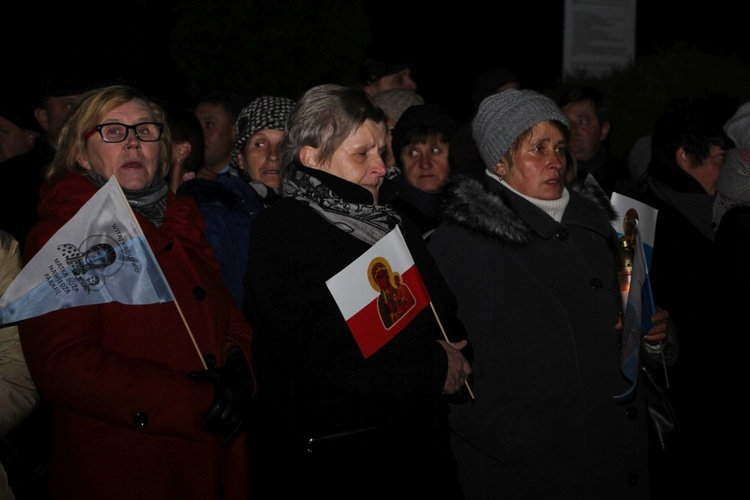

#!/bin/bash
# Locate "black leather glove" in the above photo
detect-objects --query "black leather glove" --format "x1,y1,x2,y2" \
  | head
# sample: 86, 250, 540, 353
189, 345, 254, 447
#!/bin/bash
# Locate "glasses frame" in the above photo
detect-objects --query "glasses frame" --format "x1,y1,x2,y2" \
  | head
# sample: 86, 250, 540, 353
83, 122, 164, 143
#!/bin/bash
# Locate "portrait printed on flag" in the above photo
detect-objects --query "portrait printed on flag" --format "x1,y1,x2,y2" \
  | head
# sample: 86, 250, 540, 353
58, 235, 125, 292
326, 228, 430, 358
368, 257, 416, 329
0, 176, 173, 326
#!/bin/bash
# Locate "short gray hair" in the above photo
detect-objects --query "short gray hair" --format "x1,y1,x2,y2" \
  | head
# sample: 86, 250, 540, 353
281, 84, 386, 177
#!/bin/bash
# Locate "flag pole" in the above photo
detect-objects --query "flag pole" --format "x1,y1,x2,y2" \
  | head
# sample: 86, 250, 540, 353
111, 177, 207, 370
170, 299, 208, 369
429, 301, 474, 399
659, 342, 670, 389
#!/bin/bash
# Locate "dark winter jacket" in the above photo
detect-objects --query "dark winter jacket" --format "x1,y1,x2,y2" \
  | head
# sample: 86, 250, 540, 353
245, 166, 466, 498
177, 175, 264, 309
389, 173, 443, 238
428, 174, 651, 499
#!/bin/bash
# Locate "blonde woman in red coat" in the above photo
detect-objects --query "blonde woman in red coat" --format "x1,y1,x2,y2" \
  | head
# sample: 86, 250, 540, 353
18, 85, 255, 500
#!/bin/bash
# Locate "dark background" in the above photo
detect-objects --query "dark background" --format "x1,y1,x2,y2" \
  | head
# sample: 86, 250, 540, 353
8, 0, 750, 152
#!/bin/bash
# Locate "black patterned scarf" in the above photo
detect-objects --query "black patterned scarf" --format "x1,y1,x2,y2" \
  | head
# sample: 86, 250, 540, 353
282, 167, 402, 245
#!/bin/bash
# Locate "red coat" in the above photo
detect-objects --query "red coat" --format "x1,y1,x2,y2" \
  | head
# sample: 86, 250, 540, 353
18, 173, 253, 500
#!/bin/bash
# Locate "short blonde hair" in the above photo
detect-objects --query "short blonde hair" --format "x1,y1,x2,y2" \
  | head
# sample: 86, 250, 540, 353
47, 84, 171, 182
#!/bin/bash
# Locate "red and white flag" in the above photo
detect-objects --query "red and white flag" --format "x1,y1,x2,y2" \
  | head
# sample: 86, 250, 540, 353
326, 228, 430, 358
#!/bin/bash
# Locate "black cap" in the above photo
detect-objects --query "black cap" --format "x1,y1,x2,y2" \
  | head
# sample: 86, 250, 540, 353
0, 90, 41, 132
36, 72, 100, 101
357, 57, 409, 86
391, 104, 458, 165
471, 67, 520, 110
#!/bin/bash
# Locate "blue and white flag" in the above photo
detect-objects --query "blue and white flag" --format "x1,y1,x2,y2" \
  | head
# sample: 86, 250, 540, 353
0, 176, 174, 325
615, 224, 656, 400
611, 192, 657, 271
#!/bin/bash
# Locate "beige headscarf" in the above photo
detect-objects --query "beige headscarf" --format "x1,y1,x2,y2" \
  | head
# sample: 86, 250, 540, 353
713, 148, 750, 229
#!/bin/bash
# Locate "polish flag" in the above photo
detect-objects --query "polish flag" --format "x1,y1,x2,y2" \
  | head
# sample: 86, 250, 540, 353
326, 228, 430, 358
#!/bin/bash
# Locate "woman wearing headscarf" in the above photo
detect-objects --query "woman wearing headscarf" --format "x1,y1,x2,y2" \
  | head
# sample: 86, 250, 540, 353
231, 95, 296, 206
713, 148, 750, 401
428, 89, 675, 499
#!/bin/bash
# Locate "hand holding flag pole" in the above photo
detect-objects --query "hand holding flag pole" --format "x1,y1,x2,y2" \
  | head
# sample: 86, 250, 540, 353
326, 228, 474, 399
429, 302, 475, 399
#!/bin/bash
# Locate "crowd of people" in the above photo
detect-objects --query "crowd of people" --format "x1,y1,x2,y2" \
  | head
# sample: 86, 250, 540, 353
0, 53, 744, 499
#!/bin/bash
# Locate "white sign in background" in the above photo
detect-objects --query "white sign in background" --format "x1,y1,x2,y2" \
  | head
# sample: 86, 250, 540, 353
563, 0, 637, 80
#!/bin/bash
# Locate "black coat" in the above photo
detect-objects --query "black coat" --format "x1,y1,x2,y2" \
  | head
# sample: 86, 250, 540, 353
428, 175, 650, 499
640, 174, 730, 495
244, 166, 466, 499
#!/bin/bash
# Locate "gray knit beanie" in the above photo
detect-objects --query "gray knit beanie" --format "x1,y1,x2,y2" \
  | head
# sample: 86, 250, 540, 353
372, 89, 425, 122
472, 89, 568, 171
232, 96, 296, 166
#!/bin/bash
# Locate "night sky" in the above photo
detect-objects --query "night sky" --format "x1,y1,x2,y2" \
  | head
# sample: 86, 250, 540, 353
8, 1, 750, 121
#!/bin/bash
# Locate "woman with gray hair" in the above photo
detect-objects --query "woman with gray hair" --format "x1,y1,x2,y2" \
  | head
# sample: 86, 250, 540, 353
244, 83, 471, 499
428, 88, 676, 499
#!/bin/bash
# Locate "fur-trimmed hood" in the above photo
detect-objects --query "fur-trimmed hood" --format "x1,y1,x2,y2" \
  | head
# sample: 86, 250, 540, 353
439, 175, 618, 246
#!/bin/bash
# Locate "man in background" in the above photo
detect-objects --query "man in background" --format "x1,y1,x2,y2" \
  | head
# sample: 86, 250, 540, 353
558, 85, 636, 197
33, 73, 94, 161
193, 89, 245, 179
357, 56, 417, 96
0, 90, 51, 249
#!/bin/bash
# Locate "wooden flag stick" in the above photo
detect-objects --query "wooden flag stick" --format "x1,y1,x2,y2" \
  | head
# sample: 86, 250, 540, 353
660, 342, 669, 389
112, 177, 207, 370
172, 298, 208, 369
429, 301, 475, 399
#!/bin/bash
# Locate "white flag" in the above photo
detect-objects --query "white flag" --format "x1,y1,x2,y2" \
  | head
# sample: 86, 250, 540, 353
0, 176, 174, 325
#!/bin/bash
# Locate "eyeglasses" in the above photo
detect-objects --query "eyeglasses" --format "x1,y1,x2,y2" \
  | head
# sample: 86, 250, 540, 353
84, 122, 163, 143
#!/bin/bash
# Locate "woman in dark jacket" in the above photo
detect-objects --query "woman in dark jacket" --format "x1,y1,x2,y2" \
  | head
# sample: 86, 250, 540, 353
18, 85, 255, 500
428, 89, 674, 499
244, 84, 471, 499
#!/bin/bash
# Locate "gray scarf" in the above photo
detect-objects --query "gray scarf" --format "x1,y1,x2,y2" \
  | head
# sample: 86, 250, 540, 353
282, 168, 402, 245
86, 173, 168, 228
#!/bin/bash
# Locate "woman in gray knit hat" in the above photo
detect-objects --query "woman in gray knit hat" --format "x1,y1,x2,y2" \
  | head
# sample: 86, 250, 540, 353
427, 88, 676, 499
232, 95, 295, 205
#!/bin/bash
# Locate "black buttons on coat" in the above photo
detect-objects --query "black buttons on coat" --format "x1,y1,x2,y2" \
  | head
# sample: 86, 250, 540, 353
192, 287, 206, 300
133, 412, 149, 428
625, 406, 638, 420
164, 239, 174, 251
204, 353, 217, 368
554, 227, 569, 240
